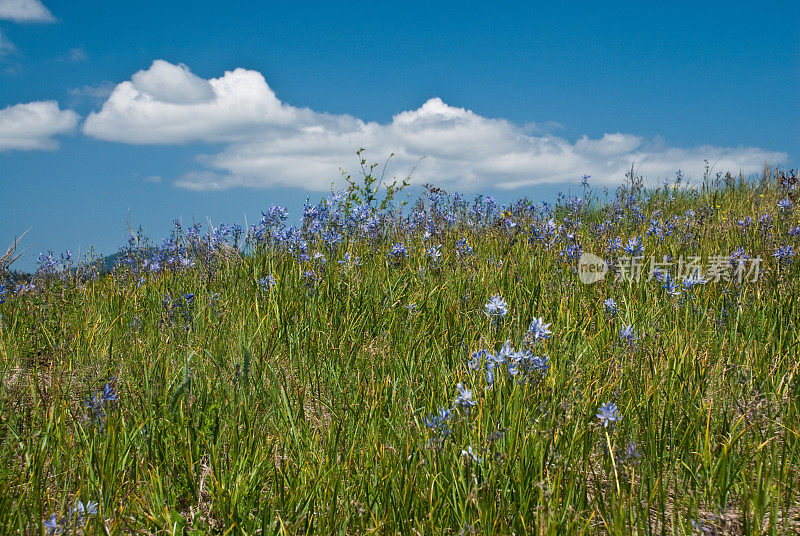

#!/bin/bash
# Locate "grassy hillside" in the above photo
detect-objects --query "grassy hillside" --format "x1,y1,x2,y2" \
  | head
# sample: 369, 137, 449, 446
1, 169, 798, 534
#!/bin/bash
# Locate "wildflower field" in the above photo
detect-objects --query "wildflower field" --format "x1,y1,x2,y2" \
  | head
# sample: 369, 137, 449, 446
1, 167, 799, 535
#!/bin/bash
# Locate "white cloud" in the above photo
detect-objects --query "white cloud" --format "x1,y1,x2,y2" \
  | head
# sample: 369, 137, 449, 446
84, 60, 788, 192
84, 60, 314, 144
0, 100, 79, 150
0, 28, 15, 54
68, 81, 115, 105
174, 171, 245, 191
129, 60, 214, 105
0, 0, 55, 23
66, 46, 87, 63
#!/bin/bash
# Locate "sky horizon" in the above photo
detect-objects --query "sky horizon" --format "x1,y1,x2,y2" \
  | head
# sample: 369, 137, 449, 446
1, 0, 798, 271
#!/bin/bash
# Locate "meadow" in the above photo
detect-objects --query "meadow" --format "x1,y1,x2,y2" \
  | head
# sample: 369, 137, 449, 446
0, 165, 798, 535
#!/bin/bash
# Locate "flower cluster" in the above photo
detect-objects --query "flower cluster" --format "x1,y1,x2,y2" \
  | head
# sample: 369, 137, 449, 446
258, 274, 277, 292
161, 292, 196, 330
44, 500, 99, 535
387, 243, 408, 266
484, 294, 508, 319
596, 401, 622, 428
84, 381, 119, 430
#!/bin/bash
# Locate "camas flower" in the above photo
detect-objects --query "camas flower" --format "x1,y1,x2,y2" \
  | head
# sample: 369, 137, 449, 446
683, 270, 707, 290
484, 295, 508, 318
71, 500, 99, 519
461, 445, 483, 462
468, 350, 485, 371
425, 244, 442, 262
729, 247, 750, 269
338, 253, 362, 266
44, 514, 62, 535
603, 298, 618, 317
494, 340, 515, 364
773, 245, 796, 265
621, 236, 643, 256
662, 273, 682, 296
619, 325, 638, 345
596, 401, 622, 428
607, 237, 622, 252
777, 198, 793, 213
388, 243, 408, 260
423, 407, 453, 432
527, 317, 552, 342
455, 383, 477, 409
258, 275, 277, 292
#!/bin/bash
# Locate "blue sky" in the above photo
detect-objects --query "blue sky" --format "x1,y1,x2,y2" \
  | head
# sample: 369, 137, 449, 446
1, 0, 798, 271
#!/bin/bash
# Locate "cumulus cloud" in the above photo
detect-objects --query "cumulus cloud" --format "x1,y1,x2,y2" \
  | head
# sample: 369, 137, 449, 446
0, 100, 79, 150
85, 60, 787, 192
83, 60, 311, 144
0, 0, 55, 23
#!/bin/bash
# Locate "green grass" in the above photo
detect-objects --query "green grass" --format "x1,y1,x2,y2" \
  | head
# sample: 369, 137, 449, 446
1, 174, 798, 534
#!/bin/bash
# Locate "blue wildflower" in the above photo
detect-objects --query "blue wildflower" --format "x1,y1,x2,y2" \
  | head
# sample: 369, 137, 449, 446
510, 350, 550, 384
494, 340, 515, 364
773, 245, 796, 266
338, 253, 362, 266
71, 499, 99, 518
621, 236, 643, 256
455, 383, 477, 409
461, 445, 483, 462
484, 294, 508, 319
323, 229, 342, 248
101, 383, 118, 404
387, 243, 408, 266
662, 273, 682, 296
603, 298, 618, 317
777, 198, 793, 213
425, 244, 442, 263
485, 362, 495, 386
302, 270, 317, 290
389, 243, 408, 258
618, 325, 638, 345
455, 238, 474, 257
423, 407, 453, 432
258, 274, 277, 292
85, 381, 119, 428
730, 248, 750, 269
44, 499, 98, 535
621, 442, 640, 465
527, 317, 553, 343
44, 514, 63, 535
467, 350, 484, 371
596, 401, 622, 428
683, 270, 707, 290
